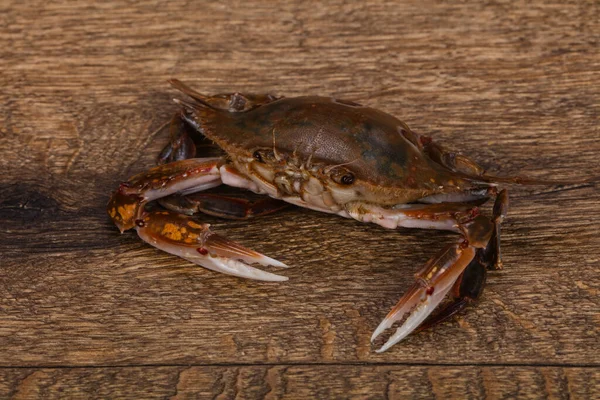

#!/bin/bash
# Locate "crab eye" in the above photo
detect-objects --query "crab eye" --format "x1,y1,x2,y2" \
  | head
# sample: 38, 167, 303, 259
329, 167, 355, 185
253, 149, 277, 163
341, 174, 355, 185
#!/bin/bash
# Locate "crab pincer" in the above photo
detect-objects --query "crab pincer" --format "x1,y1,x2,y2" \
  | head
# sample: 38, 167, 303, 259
107, 158, 289, 281
370, 191, 506, 352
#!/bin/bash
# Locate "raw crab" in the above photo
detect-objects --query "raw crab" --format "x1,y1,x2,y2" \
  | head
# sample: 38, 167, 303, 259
108, 80, 573, 352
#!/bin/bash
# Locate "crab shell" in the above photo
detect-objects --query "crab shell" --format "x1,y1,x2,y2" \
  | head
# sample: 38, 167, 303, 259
181, 96, 486, 213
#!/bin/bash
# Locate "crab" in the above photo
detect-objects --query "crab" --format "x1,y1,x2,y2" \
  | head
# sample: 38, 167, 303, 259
107, 79, 573, 352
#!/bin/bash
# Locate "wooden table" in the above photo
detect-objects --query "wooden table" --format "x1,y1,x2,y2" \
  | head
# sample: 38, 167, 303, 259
1, 1, 599, 398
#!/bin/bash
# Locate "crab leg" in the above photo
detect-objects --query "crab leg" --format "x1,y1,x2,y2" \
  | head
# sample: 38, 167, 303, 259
364, 197, 505, 352
158, 193, 289, 220
107, 158, 288, 281
415, 192, 508, 333
345, 201, 480, 232
157, 114, 198, 165
169, 79, 281, 112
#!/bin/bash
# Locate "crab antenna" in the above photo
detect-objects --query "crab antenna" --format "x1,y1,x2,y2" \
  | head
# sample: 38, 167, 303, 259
291, 144, 302, 167
305, 151, 314, 170
323, 158, 360, 174
272, 128, 282, 161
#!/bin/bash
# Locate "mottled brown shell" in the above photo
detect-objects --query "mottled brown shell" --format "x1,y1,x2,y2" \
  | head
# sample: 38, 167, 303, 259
183, 96, 475, 202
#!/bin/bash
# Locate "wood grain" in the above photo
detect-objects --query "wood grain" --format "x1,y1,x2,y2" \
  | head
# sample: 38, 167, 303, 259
1, 0, 599, 397
1, 366, 598, 399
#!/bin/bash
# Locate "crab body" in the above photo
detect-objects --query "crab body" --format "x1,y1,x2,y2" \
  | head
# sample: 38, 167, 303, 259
108, 80, 563, 352
188, 95, 476, 206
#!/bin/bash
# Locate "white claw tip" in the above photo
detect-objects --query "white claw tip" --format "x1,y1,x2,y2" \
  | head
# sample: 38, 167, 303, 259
265, 258, 289, 269
370, 321, 393, 344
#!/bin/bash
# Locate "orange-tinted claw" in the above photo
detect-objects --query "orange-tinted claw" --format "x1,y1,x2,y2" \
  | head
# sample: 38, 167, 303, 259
204, 234, 288, 268
107, 158, 224, 232
107, 156, 288, 281
107, 187, 143, 232
136, 211, 288, 281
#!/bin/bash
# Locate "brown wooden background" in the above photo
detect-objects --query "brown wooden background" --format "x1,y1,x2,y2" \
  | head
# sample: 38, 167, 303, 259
1, 1, 599, 398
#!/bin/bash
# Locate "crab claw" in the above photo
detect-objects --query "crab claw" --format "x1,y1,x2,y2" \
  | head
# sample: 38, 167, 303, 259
108, 157, 288, 281
371, 213, 496, 352
371, 243, 476, 352
137, 210, 288, 282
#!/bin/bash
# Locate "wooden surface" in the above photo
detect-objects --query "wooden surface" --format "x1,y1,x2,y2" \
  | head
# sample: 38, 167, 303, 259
1, 0, 599, 398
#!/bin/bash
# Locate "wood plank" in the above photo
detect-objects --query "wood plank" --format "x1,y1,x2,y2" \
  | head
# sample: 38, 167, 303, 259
1, 366, 598, 399
0, 0, 598, 375
1, 184, 599, 365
